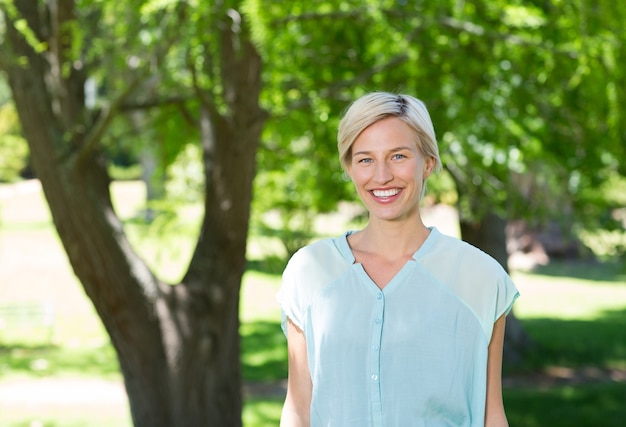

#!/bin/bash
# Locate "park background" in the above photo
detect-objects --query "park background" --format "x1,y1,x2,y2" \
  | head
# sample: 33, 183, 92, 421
1, 1, 626, 426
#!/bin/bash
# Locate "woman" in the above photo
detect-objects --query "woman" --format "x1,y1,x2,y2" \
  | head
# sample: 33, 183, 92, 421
278, 92, 519, 426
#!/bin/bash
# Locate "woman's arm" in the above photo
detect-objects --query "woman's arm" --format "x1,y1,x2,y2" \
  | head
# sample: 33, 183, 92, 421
280, 318, 312, 427
485, 314, 509, 427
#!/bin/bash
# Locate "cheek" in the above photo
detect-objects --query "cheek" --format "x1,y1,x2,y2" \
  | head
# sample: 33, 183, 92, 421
351, 174, 372, 196
348, 168, 364, 183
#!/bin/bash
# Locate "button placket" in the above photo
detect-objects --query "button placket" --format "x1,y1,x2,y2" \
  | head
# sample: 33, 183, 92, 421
369, 291, 385, 422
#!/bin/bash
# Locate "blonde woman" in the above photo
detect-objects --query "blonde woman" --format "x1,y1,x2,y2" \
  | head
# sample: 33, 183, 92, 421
279, 92, 519, 427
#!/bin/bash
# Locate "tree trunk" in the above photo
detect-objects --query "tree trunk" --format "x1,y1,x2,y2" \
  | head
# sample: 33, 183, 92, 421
2, 2, 265, 426
460, 211, 533, 365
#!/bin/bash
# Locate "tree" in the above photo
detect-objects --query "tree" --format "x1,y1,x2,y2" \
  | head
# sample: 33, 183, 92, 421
2, 0, 624, 424
0, 0, 264, 425
247, 0, 626, 361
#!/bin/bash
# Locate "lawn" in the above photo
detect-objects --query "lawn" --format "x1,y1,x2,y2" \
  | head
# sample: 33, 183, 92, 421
505, 265, 626, 427
1, 180, 625, 426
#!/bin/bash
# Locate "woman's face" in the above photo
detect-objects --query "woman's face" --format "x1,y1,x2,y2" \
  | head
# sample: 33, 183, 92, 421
347, 116, 434, 223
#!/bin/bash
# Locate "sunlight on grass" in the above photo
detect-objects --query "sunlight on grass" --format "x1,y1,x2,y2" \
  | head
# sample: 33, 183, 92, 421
511, 263, 626, 373
0, 344, 121, 381
512, 270, 626, 321
243, 398, 283, 427
2, 181, 625, 427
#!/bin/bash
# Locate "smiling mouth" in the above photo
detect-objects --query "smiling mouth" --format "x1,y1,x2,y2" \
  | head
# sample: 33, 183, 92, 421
372, 188, 401, 198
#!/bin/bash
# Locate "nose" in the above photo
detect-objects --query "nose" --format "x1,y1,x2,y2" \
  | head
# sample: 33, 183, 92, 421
374, 161, 393, 184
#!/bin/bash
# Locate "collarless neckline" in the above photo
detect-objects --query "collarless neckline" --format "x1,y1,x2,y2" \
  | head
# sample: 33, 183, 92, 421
337, 226, 439, 265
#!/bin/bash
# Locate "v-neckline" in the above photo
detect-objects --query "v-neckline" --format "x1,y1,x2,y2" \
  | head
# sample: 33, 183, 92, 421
354, 259, 415, 293
336, 227, 438, 293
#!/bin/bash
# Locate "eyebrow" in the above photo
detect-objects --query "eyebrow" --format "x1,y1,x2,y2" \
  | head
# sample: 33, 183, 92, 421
353, 146, 414, 157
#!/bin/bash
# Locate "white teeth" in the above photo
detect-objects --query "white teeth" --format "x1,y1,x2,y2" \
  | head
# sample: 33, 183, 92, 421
372, 188, 400, 197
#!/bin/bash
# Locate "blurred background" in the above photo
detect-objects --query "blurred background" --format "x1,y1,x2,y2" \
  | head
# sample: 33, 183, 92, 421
1, 1, 625, 426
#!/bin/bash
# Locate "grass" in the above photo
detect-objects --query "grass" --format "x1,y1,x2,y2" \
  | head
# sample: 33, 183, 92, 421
0, 344, 120, 379
243, 398, 284, 427
241, 320, 287, 382
512, 264, 626, 372
1, 180, 625, 426
0, 271, 285, 427
502, 262, 626, 426
506, 382, 626, 427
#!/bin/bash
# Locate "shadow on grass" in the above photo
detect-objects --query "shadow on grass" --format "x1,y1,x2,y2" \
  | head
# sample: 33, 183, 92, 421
241, 320, 287, 382
510, 306, 626, 374
505, 382, 626, 427
530, 259, 626, 283
246, 255, 288, 276
0, 320, 287, 383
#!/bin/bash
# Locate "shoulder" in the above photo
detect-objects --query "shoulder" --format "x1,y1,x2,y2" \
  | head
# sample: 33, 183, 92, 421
282, 234, 355, 298
428, 229, 506, 278
284, 236, 348, 277
279, 234, 353, 334
423, 229, 519, 335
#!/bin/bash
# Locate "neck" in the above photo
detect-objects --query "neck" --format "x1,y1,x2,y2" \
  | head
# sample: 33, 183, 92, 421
356, 217, 431, 259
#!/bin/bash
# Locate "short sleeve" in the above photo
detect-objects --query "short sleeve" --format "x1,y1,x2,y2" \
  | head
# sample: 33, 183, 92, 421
495, 273, 519, 321
277, 254, 306, 337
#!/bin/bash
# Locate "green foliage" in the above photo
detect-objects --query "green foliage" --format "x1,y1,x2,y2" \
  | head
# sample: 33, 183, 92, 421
164, 142, 204, 202
578, 228, 626, 263
574, 173, 626, 261
0, 96, 28, 182
108, 164, 142, 181
423, 169, 458, 206
5, 0, 623, 260
245, 0, 626, 256
252, 130, 350, 255
114, 145, 206, 283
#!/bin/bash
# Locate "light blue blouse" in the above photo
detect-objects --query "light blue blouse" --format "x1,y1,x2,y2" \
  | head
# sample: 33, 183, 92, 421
278, 227, 519, 427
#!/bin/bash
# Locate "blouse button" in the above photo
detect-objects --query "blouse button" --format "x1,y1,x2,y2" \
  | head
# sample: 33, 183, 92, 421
375, 318, 382, 325
371, 373, 378, 381
376, 293, 383, 300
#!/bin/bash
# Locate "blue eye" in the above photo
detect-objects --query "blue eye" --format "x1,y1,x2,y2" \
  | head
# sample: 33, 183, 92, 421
358, 158, 373, 163
392, 154, 406, 160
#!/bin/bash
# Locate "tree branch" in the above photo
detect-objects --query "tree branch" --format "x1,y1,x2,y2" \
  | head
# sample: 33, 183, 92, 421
76, 2, 190, 165
271, 6, 581, 59
76, 73, 147, 165
437, 15, 579, 58
119, 95, 194, 112
120, 94, 198, 126
271, 8, 366, 26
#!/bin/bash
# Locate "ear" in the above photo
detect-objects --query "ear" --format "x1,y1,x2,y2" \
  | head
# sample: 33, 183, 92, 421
344, 163, 354, 181
423, 157, 436, 179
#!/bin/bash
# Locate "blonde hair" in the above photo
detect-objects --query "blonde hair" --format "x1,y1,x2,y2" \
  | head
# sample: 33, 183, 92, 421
337, 92, 442, 173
